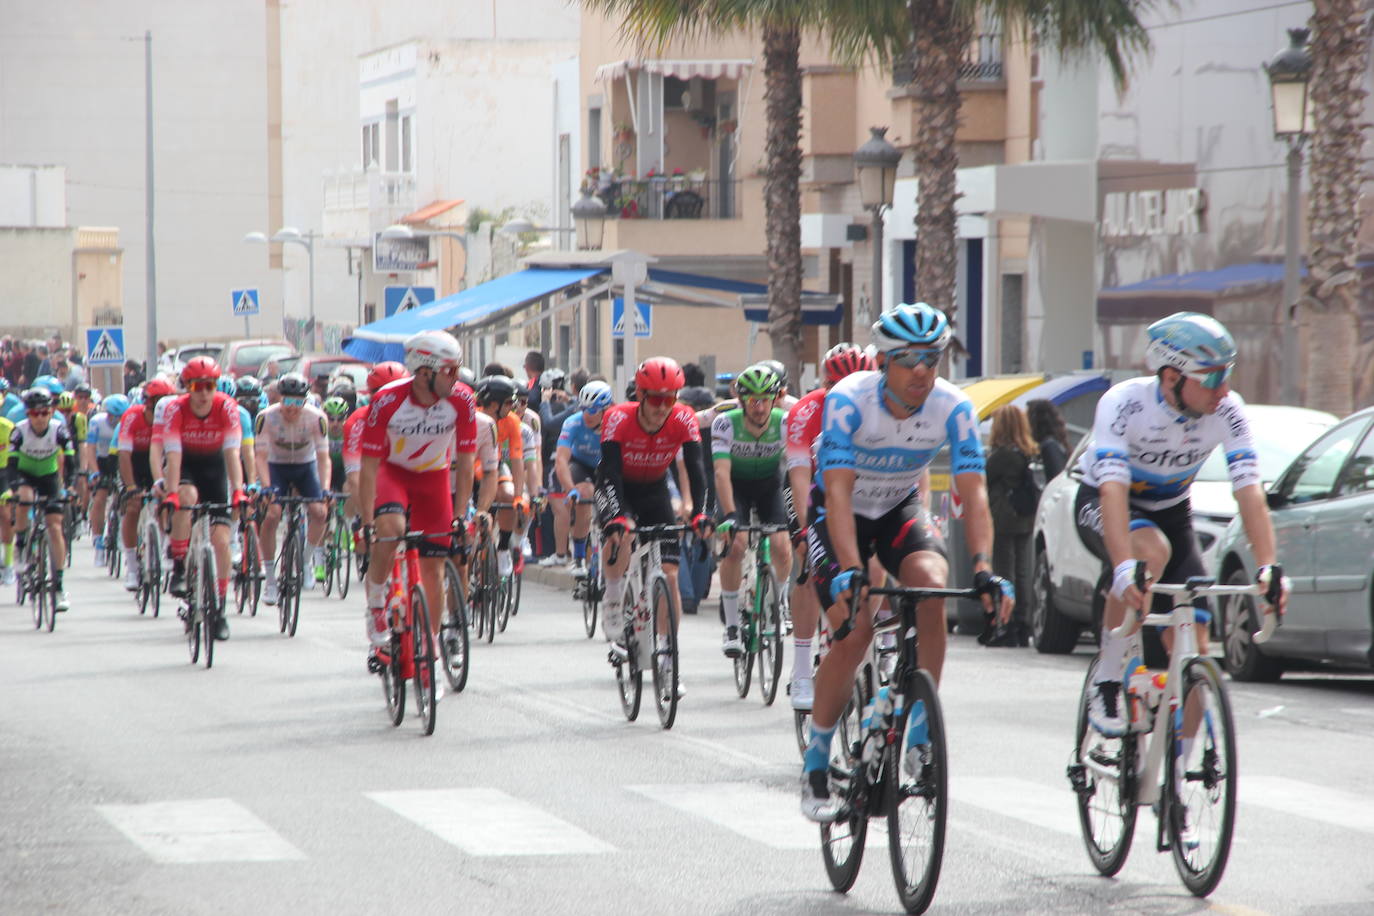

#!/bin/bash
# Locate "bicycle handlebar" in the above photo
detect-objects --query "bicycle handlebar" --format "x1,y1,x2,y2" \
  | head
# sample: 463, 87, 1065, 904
1109, 565, 1282, 644
833, 572, 993, 643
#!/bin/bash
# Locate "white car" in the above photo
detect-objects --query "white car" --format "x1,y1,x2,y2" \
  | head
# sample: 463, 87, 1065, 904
1029, 404, 1337, 653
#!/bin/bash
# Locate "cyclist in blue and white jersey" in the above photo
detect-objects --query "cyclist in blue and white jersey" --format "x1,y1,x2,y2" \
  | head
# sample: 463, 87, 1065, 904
551, 380, 613, 574
1077, 312, 1289, 740
0, 379, 20, 422
800, 303, 1013, 822
86, 394, 129, 566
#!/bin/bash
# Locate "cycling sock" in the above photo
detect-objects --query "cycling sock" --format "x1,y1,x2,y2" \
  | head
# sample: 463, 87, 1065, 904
53, 570, 63, 588
265, 560, 276, 581
170, 538, 189, 562
94, 534, 105, 550
1098, 628, 1128, 684
572, 538, 586, 561
792, 638, 812, 676
906, 699, 929, 747
722, 589, 740, 628
365, 578, 387, 610
217, 578, 228, 599
124, 547, 138, 569
804, 723, 836, 773
15, 531, 26, 552
497, 529, 511, 550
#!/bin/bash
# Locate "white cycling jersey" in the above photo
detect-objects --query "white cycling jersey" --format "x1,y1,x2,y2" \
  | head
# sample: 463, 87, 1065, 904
253, 403, 328, 465
816, 370, 982, 519
1077, 376, 1260, 510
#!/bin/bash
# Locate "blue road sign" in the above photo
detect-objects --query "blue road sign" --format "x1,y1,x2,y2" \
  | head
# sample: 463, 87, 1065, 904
85, 327, 126, 367
232, 289, 260, 317
384, 286, 435, 318
611, 298, 651, 338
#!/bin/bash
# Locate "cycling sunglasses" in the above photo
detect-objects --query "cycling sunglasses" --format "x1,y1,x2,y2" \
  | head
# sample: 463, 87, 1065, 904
27, 407, 52, 417
641, 391, 677, 408
886, 348, 943, 370
187, 379, 216, 392
282, 396, 306, 407
1185, 364, 1234, 390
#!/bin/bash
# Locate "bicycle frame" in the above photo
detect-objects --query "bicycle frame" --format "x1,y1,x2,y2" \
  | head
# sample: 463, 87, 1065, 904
620, 533, 670, 670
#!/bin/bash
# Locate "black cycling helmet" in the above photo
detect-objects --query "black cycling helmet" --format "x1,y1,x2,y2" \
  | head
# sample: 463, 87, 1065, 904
758, 359, 788, 388
73, 382, 93, 398
475, 375, 518, 405
457, 366, 476, 388
278, 372, 310, 398
23, 388, 53, 410
235, 375, 263, 398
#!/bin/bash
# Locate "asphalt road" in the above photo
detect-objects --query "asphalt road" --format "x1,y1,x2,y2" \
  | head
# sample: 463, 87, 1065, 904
3, 538, 1373, 915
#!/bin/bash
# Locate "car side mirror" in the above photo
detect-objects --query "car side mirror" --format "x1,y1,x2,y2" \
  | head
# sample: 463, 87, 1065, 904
1266, 489, 1286, 510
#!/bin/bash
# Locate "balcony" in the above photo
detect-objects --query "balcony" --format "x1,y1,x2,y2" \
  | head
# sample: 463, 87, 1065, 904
593, 176, 741, 221
891, 31, 1004, 86
321, 170, 416, 242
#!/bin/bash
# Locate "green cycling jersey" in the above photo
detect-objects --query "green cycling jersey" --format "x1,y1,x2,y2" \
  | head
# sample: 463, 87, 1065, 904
711, 407, 785, 480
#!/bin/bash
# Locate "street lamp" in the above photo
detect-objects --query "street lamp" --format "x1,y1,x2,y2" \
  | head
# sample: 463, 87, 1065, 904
854, 126, 902, 324
572, 191, 608, 250
244, 226, 317, 331
1265, 27, 1313, 406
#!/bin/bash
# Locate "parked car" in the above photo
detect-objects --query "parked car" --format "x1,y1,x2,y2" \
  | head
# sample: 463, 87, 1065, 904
1215, 405, 1374, 681
220, 339, 294, 379
1030, 403, 1337, 654
159, 342, 222, 375
258, 353, 370, 390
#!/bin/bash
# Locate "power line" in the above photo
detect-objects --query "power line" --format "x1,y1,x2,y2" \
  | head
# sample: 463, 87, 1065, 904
1146, 1, 1311, 30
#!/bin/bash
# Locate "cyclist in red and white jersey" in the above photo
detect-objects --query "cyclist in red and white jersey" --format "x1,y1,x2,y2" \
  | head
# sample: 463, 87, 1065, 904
160, 357, 248, 641
359, 331, 476, 671
342, 362, 407, 559
595, 357, 709, 693
116, 377, 174, 590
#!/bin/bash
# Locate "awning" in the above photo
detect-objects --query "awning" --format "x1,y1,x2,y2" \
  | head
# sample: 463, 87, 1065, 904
958, 373, 1047, 420
1008, 371, 1112, 409
1097, 261, 1292, 321
594, 58, 753, 83
644, 268, 844, 325
343, 268, 606, 362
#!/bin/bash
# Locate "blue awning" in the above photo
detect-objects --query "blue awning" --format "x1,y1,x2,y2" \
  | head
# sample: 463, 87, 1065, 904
343, 268, 606, 362
644, 268, 843, 325
1009, 371, 1111, 408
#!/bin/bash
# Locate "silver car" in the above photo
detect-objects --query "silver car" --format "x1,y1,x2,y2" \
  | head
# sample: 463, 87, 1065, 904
1031, 404, 1336, 654
1215, 405, 1374, 680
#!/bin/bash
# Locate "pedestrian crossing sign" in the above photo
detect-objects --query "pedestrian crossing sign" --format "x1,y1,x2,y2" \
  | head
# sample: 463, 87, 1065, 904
611, 298, 651, 338
384, 285, 435, 317
84, 327, 125, 367
232, 288, 260, 317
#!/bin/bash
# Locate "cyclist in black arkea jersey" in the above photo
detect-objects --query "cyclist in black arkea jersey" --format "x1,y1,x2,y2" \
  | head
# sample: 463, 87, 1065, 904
4, 389, 76, 610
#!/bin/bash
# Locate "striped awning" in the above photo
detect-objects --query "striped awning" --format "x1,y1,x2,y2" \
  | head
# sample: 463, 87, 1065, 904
593, 58, 753, 83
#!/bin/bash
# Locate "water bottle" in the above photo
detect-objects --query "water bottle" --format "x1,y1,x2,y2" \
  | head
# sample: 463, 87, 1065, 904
861, 688, 893, 772
1128, 665, 1152, 732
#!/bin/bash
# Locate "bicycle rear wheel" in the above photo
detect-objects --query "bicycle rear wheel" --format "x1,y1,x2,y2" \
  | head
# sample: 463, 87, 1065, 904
322, 513, 336, 598
439, 560, 470, 693
757, 570, 783, 706
616, 655, 642, 721
1168, 657, 1236, 897
147, 528, 162, 619
381, 632, 405, 727
1070, 661, 1137, 877
38, 536, 55, 632
650, 575, 679, 730
820, 682, 869, 893
496, 568, 512, 633
184, 562, 201, 665
733, 603, 753, 699
887, 670, 948, 914
410, 585, 436, 736
581, 565, 600, 639
201, 548, 217, 669
244, 525, 261, 616
335, 521, 352, 600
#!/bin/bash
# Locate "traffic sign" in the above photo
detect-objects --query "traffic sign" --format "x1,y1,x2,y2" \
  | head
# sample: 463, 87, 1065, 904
611, 298, 651, 338
85, 327, 125, 367
232, 288, 260, 317
384, 286, 436, 318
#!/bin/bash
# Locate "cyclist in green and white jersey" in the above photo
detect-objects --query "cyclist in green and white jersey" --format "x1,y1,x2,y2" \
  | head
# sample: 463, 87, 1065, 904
4, 389, 77, 610
711, 364, 792, 657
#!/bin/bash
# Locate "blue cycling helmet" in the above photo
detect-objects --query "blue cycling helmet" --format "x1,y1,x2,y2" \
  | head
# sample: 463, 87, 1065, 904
578, 380, 614, 412
872, 302, 951, 352
217, 377, 237, 396
103, 394, 131, 420
1145, 312, 1236, 376
0, 378, 9, 393
33, 375, 64, 395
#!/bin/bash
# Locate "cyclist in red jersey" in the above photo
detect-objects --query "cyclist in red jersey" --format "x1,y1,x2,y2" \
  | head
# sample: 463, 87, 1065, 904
116, 377, 174, 590
594, 357, 710, 692
342, 362, 405, 553
359, 331, 476, 681
160, 357, 247, 641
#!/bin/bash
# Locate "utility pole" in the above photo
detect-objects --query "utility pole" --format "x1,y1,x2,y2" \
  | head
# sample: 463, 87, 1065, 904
144, 30, 158, 376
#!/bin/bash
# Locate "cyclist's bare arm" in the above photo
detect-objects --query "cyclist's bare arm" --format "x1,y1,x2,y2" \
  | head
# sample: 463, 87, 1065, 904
1098, 479, 1145, 610
476, 469, 497, 513
919, 468, 931, 511
240, 438, 257, 487
820, 467, 862, 582
452, 452, 475, 522
223, 446, 244, 493
118, 452, 136, 491
358, 455, 379, 526
714, 456, 736, 518
787, 466, 810, 522
953, 470, 1010, 621
554, 446, 574, 493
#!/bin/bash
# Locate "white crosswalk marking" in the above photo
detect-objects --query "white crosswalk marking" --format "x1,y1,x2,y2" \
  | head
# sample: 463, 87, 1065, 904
1245, 776, 1374, 834
367, 788, 614, 855
949, 777, 1081, 837
628, 782, 817, 849
96, 798, 305, 863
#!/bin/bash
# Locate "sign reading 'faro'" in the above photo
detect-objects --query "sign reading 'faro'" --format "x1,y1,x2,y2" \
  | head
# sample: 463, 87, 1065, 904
1100, 187, 1206, 238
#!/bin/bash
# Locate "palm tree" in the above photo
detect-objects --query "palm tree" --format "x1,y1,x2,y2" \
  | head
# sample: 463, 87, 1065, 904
1303, 0, 1369, 415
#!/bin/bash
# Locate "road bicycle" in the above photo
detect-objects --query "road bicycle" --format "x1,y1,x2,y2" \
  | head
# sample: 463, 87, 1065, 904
270, 494, 322, 638
132, 493, 164, 618
719, 522, 789, 705
321, 491, 352, 600
438, 539, 471, 694
468, 513, 503, 644
573, 525, 603, 639
606, 523, 685, 730
14, 496, 70, 632
101, 480, 123, 579
490, 500, 518, 634
231, 494, 263, 618
819, 574, 995, 915
1066, 567, 1281, 897
178, 502, 230, 669
366, 528, 439, 736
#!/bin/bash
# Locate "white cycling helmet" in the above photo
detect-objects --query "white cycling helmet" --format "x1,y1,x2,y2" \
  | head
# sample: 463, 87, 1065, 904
403, 330, 462, 373
1144, 312, 1236, 376
578, 380, 614, 412
872, 302, 951, 352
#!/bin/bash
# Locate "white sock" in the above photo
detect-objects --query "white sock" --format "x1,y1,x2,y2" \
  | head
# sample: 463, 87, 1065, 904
792, 638, 812, 678
125, 547, 138, 568
265, 560, 276, 580
1098, 628, 1128, 684
721, 589, 740, 628
604, 576, 624, 609
366, 578, 387, 610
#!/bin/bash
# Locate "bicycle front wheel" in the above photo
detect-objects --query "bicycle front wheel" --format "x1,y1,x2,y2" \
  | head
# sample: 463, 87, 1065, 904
185, 563, 201, 665
38, 535, 54, 632
757, 570, 783, 706
821, 681, 869, 893
439, 560, 470, 693
1168, 656, 1236, 897
410, 585, 436, 736
887, 670, 948, 914
581, 564, 600, 639
650, 575, 678, 729
201, 548, 218, 669
282, 533, 302, 638
147, 528, 162, 619
382, 633, 405, 727
732, 602, 753, 699
482, 546, 498, 644
1071, 661, 1137, 876
335, 523, 352, 600
322, 514, 336, 599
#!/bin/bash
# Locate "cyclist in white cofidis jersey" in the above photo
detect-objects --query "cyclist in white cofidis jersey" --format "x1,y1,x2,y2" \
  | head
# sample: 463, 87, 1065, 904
799, 303, 1013, 823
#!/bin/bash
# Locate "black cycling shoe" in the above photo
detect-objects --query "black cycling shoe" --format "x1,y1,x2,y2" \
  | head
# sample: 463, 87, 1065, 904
214, 616, 230, 641
169, 569, 188, 598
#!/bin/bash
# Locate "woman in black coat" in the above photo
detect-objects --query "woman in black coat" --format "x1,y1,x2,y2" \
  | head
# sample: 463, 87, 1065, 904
984, 405, 1039, 647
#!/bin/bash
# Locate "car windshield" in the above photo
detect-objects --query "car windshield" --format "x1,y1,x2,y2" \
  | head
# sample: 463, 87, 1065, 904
331, 365, 368, 388
176, 346, 219, 364
1196, 419, 1332, 483
236, 344, 293, 370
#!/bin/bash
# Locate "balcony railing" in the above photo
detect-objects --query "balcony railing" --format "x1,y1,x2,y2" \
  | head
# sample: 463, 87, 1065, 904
592, 177, 741, 220
892, 31, 1004, 85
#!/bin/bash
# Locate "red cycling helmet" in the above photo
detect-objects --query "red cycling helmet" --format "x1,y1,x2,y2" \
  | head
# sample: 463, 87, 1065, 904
823, 343, 875, 385
367, 361, 408, 392
634, 356, 685, 394
143, 378, 175, 401
180, 356, 222, 384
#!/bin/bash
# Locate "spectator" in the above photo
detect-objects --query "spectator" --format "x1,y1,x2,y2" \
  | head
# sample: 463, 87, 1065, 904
3, 339, 22, 385
984, 404, 1038, 648
680, 361, 713, 410
35, 333, 63, 376
123, 359, 145, 393
50, 352, 85, 391
1026, 399, 1070, 480
524, 350, 546, 412
19, 341, 40, 387
67, 346, 83, 368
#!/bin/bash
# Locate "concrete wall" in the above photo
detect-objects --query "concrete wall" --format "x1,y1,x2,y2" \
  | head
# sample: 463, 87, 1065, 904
0, 227, 76, 337
0, 165, 66, 227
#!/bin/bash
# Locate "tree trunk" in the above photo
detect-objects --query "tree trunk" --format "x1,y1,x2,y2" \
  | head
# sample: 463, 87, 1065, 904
909, 0, 969, 345
762, 23, 804, 387
1303, 0, 1369, 415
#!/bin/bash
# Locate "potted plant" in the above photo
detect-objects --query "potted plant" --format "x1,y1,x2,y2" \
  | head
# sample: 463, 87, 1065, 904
613, 122, 635, 144
717, 118, 737, 135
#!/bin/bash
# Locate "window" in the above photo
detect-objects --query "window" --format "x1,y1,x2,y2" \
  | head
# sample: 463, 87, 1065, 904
1337, 422, 1374, 496
385, 99, 399, 172
401, 115, 413, 173
1279, 418, 1372, 503
588, 107, 602, 168
362, 123, 380, 169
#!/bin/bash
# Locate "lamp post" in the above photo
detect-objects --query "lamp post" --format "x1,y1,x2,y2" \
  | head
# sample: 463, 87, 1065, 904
1265, 27, 1313, 406
245, 226, 317, 342
854, 127, 902, 328
572, 191, 608, 251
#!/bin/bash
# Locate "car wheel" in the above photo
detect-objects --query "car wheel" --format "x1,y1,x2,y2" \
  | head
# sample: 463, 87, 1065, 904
1221, 567, 1283, 682
1031, 543, 1079, 654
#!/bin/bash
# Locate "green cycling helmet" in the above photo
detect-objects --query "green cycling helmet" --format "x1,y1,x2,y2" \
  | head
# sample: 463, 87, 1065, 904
734, 364, 782, 398
323, 396, 350, 420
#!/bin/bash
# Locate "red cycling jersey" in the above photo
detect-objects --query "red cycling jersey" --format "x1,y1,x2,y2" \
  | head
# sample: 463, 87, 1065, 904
342, 405, 369, 473
361, 378, 477, 472
117, 407, 157, 453
785, 388, 826, 472
161, 392, 242, 457
601, 401, 701, 483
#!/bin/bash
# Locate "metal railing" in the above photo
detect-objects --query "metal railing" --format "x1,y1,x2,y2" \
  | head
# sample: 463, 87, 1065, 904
592, 177, 741, 220
892, 31, 1004, 85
